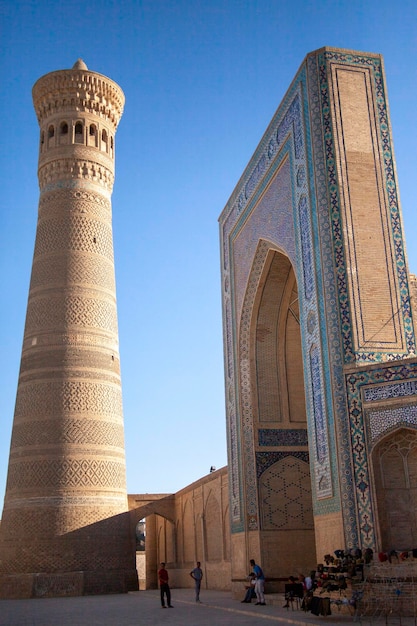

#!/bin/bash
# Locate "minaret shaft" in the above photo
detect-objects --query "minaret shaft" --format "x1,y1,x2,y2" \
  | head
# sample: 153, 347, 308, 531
0, 61, 137, 598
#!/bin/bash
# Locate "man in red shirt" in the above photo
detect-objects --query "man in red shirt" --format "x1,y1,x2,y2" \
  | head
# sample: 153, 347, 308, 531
158, 562, 173, 608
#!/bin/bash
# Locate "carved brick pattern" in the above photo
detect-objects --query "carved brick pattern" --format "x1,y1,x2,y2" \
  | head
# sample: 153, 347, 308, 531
33, 214, 114, 260
31, 255, 115, 292
39, 146, 114, 174
0, 506, 126, 539
39, 187, 111, 217
38, 158, 114, 190
1, 549, 128, 575
14, 381, 123, 419
260, 456, 314, 530
6, 459, 126, 490
10, 419, 124, 448
19, 367, 120, 385
32, 69, 124, 128
22, 334, 120, 352
25, 295, 117, 334
0, 507, 129, 574
19, 351, 120, 376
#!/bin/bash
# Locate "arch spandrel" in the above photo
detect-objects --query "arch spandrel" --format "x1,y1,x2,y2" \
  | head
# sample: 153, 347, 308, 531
232, 157, 295, 324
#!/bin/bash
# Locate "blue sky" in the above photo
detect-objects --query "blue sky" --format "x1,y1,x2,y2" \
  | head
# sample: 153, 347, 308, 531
0, 0, 416, 502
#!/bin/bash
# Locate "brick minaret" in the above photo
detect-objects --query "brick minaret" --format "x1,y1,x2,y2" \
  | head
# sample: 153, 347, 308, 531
0, 60, 137, 598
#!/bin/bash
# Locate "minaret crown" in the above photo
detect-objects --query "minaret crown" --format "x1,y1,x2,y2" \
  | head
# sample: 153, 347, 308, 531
32, 65, 125, 129
72, 58, 88, 70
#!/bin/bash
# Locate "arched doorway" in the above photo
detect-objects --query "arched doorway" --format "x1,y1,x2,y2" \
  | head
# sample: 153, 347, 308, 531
252, 249, 315, 577
372, 428, 417, 551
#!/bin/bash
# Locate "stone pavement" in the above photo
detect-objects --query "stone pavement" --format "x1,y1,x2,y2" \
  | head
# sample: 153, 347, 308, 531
0, 589, 415, 626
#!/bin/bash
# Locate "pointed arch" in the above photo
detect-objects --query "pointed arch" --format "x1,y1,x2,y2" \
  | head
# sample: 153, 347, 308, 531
372, 427, 417, 550
182, 499, 194, 563
205, 490, 221, 561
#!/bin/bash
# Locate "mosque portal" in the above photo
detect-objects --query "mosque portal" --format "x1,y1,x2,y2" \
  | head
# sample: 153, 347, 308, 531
219, 46, 417, 593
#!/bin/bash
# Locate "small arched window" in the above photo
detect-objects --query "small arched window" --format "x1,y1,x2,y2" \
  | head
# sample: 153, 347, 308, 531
101, 129, 108, 153
47, 125, 55, 148
60, 122, 68, 135
88, 124, 97, 147
75, 122, 84, 144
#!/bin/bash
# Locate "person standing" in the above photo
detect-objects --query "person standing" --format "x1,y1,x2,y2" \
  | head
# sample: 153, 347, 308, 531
250, 558, 266, 605
190, 561, 203, 602
158, 562, 173, 608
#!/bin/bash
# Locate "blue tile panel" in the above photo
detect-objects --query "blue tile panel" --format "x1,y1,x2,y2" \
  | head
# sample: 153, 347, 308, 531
258, 429, 308, 446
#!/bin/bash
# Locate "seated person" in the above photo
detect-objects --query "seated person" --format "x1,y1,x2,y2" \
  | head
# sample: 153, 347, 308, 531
283, 576, 304, 608
241, 573, 256, 603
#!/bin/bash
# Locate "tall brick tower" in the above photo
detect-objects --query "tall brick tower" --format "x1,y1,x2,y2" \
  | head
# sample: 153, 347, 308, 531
0, 60, 137, 598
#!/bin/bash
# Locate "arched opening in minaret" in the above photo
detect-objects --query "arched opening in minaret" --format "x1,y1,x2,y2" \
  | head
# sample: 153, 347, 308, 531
101, 129, 108, 153
47, 125, 55, 148
74, 121, 84, 144
88, 124, 97, 147
59, 122, 69, 145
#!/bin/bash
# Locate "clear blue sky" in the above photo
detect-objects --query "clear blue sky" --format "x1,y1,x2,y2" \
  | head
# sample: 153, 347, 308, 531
0, 0, 416, 502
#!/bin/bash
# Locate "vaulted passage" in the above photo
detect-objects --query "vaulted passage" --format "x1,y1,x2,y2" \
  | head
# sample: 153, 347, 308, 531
253, 250, 315, 572
255, 252, 306, 425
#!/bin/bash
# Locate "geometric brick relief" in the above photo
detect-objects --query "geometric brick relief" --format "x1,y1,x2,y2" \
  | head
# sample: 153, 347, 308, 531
14, 381, 123, 420
30, 254, 116, 291
22, 333, 120, 352
6, 459, 126, 491
0, 505, 127, 541
364, 380, 417, 402
25, 296, 118, 334
19, 349, 120, 375
367, 404, 417, 444
259, 456, 314, 530
39, 187, 111, 218
10, 418, 125, 449
34, 215, 114, 260
38, 159, 114, 190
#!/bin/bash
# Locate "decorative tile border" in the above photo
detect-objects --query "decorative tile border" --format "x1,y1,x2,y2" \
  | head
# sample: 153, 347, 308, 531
364, 380, 417, 402
258, 429, 308, 446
